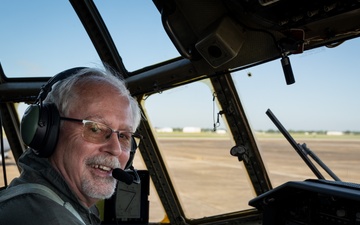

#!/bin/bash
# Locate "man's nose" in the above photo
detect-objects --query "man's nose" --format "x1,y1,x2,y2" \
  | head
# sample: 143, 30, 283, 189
103, 132, 123, 156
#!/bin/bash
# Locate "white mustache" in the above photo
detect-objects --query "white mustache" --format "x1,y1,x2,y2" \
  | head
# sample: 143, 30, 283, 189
86, 154, 121, 169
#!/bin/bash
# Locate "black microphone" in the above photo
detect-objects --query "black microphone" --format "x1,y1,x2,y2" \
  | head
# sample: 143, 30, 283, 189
112, 168, 133, 185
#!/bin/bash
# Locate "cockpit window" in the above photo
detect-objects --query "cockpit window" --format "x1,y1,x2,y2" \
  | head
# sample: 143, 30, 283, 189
143, 80, 255, 219
233, 38, 360, 187
0, 1, 179, 77
94, 0, 180, 72
0, 1, 100, 77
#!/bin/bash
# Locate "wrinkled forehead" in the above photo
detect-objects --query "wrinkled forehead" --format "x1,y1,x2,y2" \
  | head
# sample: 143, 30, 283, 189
63, 75, 134, 129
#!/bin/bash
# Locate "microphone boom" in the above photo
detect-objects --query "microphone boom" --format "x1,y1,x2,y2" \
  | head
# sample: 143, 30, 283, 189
112, 168, 133, 185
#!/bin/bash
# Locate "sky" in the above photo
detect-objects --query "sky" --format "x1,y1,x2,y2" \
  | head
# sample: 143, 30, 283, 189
1, 1, 359, 132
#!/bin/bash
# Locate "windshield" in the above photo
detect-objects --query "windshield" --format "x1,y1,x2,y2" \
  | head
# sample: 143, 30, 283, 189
233, 38, 360, 186
0, 1, 178, 77
1, 0, 360, 223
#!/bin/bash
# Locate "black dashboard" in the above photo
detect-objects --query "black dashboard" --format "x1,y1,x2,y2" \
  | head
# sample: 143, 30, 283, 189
249, 179, 360, 225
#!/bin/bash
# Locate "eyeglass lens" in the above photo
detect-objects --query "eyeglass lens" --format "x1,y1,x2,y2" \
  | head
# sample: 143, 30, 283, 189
82, 121, 138, 151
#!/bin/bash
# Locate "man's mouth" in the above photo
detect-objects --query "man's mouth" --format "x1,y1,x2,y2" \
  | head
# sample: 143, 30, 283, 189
91, 164, 113, 172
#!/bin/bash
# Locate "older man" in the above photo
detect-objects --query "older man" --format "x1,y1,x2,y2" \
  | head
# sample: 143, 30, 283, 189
0, 67, 141, 224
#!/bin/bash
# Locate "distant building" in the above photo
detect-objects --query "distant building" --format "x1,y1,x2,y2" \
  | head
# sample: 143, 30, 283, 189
326, 131, 344, 136
215, 129, 227, 134
156, 127, 174, 133
183, 127, 201, 133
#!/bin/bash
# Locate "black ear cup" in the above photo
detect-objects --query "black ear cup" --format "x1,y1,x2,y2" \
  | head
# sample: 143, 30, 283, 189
20, 103, 60, 157
19, 67, 86, 157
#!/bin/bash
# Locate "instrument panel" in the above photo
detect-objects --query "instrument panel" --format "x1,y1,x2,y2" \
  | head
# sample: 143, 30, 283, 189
249, 179, 360, 225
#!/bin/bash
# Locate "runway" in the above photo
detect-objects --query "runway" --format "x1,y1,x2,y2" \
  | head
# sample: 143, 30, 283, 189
1, 137, 360, 220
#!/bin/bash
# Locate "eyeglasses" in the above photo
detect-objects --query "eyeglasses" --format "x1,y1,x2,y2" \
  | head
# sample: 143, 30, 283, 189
60, 117, 142, 152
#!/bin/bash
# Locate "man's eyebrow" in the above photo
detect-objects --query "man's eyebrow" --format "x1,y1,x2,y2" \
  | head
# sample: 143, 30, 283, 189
84, 115, 104, 122
84, 116, 134, 131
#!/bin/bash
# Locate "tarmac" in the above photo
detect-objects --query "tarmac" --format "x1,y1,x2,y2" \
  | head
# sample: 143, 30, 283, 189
1, 137, 360, 221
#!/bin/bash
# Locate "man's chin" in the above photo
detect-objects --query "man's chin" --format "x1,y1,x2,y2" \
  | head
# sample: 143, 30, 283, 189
82, 176, 117, 199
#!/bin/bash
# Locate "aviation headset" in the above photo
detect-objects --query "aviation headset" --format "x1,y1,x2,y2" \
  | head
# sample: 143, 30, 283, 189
20, 67, 137, 169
